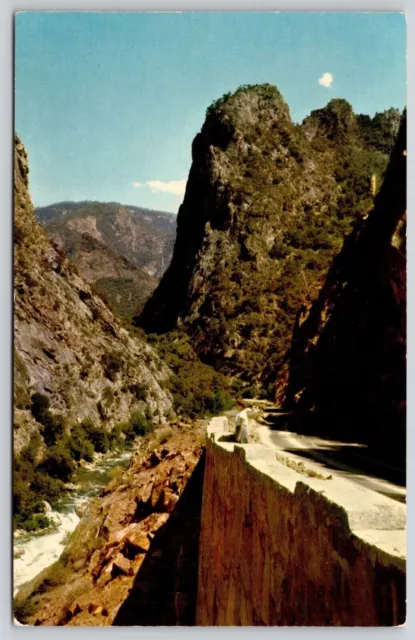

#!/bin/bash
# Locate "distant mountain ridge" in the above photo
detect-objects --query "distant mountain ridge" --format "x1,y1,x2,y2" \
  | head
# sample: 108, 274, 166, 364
35, 201, 177, 319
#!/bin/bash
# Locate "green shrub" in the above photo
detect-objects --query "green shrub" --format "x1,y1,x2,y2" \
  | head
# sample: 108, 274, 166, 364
37, 446, 76, 482
14, 438, 68, 531
24, 514, 52, 532
31, 392, 50, 421
101, 352, 123, 381
241, 385, 260, 399
21, 433, 42, 464
130, 411, 153, 436
80, 418, 109, 453
90, 430, 109, 453
42, 413, 65, 447
121, 422, 135, 443
13, 464, 59, 529
129, 383, 147, 401
30, 393, 66, 445
67, 424, 95, 462
30, 472, 65, 505
212, 390, 234, 413
108, 423, 126, 449
102, 386, 114, 406
156, 427, 173, 445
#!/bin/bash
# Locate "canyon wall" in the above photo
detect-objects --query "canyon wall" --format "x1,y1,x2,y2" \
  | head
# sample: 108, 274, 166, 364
278, 114, 406, 462
137, 85, 397, 390
197, 418, 406, 626
14, 135, 172, 449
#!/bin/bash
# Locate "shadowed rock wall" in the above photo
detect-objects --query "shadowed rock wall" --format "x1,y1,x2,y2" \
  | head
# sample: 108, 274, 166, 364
278, 114, 406, 463
197, 418, 406, 626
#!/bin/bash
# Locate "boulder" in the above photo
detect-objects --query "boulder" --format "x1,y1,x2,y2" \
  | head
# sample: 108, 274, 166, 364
110, 554, 133, 578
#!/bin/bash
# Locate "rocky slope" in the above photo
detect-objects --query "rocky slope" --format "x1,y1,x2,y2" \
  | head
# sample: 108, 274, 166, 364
14, 423, 205, 626
56, 232, 157, 320
36, 201, 176, 319
278, 113, 406, 462
137, 85, 399, 392
36, 201, 176, 278
14, 134, 172, 452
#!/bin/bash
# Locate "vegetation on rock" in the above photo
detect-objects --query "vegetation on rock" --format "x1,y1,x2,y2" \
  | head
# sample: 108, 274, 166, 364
137, 85, 400, 394
35, 201, 176, 321
279, 112, 406, 464
13, 135, 173, 531
148, 332, 234, 418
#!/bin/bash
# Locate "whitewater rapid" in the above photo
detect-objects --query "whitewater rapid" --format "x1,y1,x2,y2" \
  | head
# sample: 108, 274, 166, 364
14, 508, 81, 593
13, 449, 132, 595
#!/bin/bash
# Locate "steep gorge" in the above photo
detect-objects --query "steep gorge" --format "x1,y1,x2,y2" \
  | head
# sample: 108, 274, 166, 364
13, 87, 406, 626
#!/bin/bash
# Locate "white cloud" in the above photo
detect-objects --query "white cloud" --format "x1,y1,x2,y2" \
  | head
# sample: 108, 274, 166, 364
146, 179, 187, 196
318, 72, 334, 88
132, 178, 187, 196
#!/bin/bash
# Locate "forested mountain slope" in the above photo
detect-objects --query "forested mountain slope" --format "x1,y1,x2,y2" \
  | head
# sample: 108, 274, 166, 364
137, 85, 400, 392
36, 201, 176, 319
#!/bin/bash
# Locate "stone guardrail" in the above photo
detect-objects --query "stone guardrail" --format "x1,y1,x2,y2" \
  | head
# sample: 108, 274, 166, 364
197, 416, 406, 626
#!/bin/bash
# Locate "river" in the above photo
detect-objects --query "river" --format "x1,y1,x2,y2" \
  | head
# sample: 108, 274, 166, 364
13, 448, 133, 594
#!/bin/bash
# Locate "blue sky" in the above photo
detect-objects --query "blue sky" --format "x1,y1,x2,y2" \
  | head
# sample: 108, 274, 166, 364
15, 12, 406, 213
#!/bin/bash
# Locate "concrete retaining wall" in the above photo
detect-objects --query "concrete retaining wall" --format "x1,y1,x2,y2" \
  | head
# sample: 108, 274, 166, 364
196, 417, 406, 626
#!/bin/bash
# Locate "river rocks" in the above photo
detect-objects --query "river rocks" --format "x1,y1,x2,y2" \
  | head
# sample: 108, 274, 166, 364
75, 500, 89, 519
14, 423, 205, 626
111, 554, 133, 578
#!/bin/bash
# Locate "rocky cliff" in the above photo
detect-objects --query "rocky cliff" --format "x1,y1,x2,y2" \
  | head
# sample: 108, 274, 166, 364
36, 201, 176, 319
14, 423, 205, 626
279, 113, 406, 462
14, 135, 174, 527
137, 85, 399, 392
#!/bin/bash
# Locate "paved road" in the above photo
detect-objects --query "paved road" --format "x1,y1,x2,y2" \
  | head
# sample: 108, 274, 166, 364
254, 410, 406, 504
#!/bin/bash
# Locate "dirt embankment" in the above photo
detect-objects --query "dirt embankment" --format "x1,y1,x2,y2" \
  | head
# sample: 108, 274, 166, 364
14, 422, 206, 626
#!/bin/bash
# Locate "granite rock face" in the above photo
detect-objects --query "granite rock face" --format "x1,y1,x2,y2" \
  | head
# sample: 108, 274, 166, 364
137, 85, 398, 391
14, 135, 173, 453
278, 114, 406, 462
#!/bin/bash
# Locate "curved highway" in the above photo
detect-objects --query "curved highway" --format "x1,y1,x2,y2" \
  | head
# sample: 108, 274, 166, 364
252, 408, 406, 504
